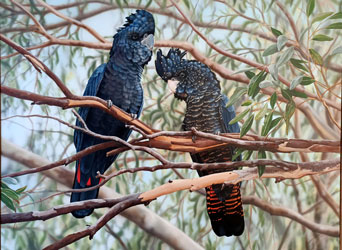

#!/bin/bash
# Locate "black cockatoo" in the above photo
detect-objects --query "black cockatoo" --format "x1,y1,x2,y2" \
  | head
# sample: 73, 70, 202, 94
71, 10, 155, 218
155, 49, 244, 237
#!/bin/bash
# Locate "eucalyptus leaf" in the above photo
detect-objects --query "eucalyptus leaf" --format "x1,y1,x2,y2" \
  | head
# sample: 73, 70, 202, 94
2, 177, 18, 185
277, 35, 288, 51
312, 34, 333, 41
261, 112, 273, 136
331, 46, 342, 55
242, 150, 253, 161
240, 114, 254, 137
1, 192, 16, 211
226, 87, 247, 107
232, 67, 255, 75
255, 104, 268, 121
270, 117, 283, 131
329, 12, 342, 19
325, 22, 342, 29
300, 77, 315, 85
306, 0, 315, 17
285, 101, 296, 134
268, 63, 278, 80
2, 188, 19, 201
290, 89, 308, 98
290, 58, 308, 72
271, 27, 282, 37
290, 75, 304, 90
248, 71, 266, 98
270, 92, 277, 108
276, 47, 294, 67
281, 88, 292, 101
232, 148, 244, 161
258, 165, 266, 177
229, 108, 250, 125
257, 150, 266, 177
259, 80, 273, 88
263, 44, 278, 57
241, 100, 252, 106
312, 12, 334, 23
245, 71, 255, 79
309, 48, 323, 65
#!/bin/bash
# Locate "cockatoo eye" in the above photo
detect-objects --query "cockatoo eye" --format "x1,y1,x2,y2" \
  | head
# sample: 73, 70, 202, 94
131, 33, 139, 40
179, 72, 186, 78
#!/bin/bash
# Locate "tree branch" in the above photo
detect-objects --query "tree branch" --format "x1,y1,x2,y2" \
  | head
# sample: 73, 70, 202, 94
1, 139, 204, 250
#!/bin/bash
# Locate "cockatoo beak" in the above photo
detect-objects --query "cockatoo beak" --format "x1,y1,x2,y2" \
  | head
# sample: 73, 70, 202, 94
167, 79, 179, 94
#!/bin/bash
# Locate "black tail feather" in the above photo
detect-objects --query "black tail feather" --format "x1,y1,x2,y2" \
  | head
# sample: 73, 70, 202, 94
206, 184, 244, 237
70, 174, 100, 218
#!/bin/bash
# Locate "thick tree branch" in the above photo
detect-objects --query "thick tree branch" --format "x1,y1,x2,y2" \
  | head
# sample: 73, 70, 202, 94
2, 85, 340, 155
1, 140, 339, 240
1, 139, 204, 250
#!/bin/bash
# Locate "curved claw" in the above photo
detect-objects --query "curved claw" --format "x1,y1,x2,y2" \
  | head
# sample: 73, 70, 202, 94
106, 100, 113, 109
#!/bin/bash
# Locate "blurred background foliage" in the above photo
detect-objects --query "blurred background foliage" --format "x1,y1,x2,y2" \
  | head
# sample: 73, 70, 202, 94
1, 0, 340, 249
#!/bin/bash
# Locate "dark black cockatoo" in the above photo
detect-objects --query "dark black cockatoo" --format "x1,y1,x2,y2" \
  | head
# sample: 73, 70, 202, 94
71, 10, 155, 218
155, 49, 244, 237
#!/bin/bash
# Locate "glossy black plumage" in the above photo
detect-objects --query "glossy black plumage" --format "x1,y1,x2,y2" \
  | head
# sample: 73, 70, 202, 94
71, 10, 155, 218
155, 49, 244, 237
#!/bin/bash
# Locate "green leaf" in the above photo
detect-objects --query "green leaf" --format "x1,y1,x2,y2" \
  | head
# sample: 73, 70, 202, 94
312, 12, 334, 23
281, 88, 292, 101
306, 0, 315, 17
259, 80, 273, 88
263, 44, 278, 56
300, 76, 315, 85
240, 114, 254, 137
257, 151, 266, 177
183, 0, 190, 9
229, 108, 250, 125
241, 100, 252, 106
329, 12, 342, 19
255, 104, 268, 121
245, 71, 255, 79
2, 188, 19, 201
232, 148, 244, 161
270, 92, 277, 108
1, 192, 16, 211
309, 48, 323, 65
277, 35, 288, 51
261, 112, 273, 136
290, 58, 309, 72
290, 89, 308, 98
258, 165, 266, 177
232, 67, 255, 75
2, 177, 18, 185
248, 72, 266, 98
16, 186, 27, 194
268, 63, 279, 80
290, 75, 304, 90
145, 0, 153, 8
1, 182, 9, 189
226, 87, 247, 107
276, 47, 294, 67
331, 46, 342, 55
285, 101, 296, 134
325, 22, 342, 29
242, 150, 253, 160
312, 34, 334, 41
270, 117, 283, 130
271, 27, 282, 37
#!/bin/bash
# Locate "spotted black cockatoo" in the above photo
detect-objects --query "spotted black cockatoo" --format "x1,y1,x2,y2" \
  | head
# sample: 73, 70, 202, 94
71, 10, 155, 218
155, 49, 244, 237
